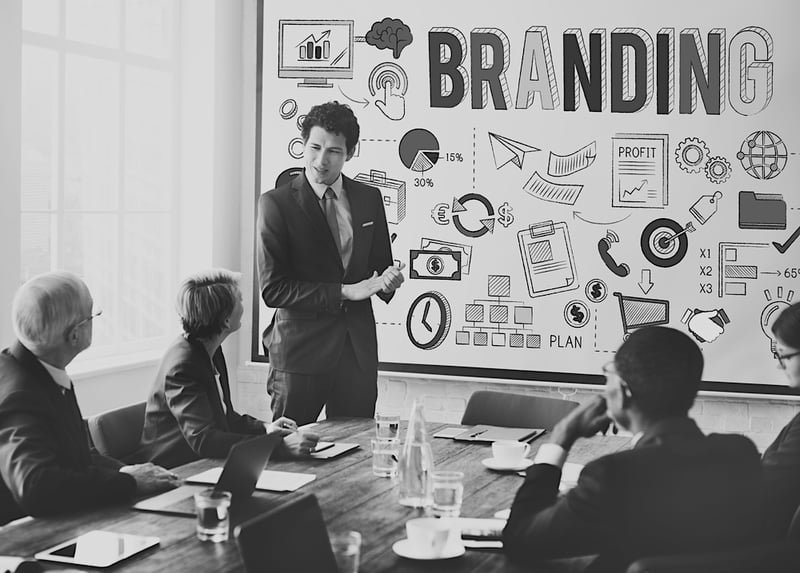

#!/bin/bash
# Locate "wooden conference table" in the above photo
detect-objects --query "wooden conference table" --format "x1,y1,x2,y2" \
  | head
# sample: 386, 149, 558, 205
0, 418, 630, 572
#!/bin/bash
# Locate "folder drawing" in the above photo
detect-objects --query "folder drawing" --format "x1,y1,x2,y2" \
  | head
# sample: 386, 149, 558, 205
738, 191, 786, 230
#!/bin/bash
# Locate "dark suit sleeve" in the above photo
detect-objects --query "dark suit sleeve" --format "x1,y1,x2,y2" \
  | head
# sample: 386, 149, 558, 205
0, 389, 136, 517
257, 191, 342, 313
762, 413, 800, 533
367, 186, 396, 305
163, 360, 262, 459
503, 460, 611, 564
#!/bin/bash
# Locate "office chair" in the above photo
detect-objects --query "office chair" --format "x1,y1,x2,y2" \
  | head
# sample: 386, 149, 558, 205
625, 503, 800, 573
460, 390, 579, 430
86, 401, 146, 461
234, 493, 338, 573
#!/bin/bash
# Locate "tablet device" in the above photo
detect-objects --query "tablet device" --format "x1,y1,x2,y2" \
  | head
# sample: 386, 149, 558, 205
34, 530, 159, 568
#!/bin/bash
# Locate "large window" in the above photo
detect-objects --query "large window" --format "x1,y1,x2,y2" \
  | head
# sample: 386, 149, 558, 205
21, 0, 180, 362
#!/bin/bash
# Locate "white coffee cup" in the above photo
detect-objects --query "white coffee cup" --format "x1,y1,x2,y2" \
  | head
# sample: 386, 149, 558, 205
405, 517, 453, 557
491, 440, 530, 465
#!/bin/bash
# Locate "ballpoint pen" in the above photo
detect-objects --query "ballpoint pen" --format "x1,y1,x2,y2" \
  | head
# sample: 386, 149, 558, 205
468, 429, 488, 438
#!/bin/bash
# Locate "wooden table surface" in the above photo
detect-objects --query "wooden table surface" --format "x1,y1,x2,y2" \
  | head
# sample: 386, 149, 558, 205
0, 418, 630, 572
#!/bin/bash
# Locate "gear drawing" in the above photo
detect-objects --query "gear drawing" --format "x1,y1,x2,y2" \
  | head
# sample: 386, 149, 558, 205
704, 156, 732, 184
675, 137, 710, 173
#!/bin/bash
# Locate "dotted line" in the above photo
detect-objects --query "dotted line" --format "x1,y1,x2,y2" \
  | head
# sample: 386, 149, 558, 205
472, 127, 476, 191
360, 138, 397, 143
375, 322, 402, 326
592, 310, 614, 353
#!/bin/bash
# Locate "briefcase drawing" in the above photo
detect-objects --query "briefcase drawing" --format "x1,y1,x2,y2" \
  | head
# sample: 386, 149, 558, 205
738, 191, 786, 230
355, 169, 406, 224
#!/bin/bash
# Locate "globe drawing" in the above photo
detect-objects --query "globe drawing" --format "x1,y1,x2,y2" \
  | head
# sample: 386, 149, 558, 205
736, 130, 788, 180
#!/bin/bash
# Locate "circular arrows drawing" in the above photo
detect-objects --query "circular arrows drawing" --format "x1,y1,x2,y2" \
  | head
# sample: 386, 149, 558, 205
641, 218, 689, 268
399, 128, 440, 172
451, 193, 495, 238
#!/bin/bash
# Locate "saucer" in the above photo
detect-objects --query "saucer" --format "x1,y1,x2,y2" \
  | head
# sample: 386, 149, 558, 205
392, 539, 465, 560
481, 457, 534, 472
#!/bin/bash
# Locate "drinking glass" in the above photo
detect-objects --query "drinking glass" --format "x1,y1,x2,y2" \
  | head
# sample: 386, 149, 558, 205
329, 530, 361, 573
431, 471, 464, 517
194, 488, 231, 542
375, 412, 400, 439
371, 437, 399, 477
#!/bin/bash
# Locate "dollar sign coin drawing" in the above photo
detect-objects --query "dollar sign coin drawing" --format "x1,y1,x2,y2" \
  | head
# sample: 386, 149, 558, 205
426, 255, 444, 276
564, 300, 590, 328
498, 202, 515, 228
585, 278, 608, 303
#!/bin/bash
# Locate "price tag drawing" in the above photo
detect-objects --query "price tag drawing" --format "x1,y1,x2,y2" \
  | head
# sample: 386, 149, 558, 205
517, 220, 578, 298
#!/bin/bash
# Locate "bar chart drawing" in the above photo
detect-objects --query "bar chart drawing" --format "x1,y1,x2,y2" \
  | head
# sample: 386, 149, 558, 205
297, 30, 332, 61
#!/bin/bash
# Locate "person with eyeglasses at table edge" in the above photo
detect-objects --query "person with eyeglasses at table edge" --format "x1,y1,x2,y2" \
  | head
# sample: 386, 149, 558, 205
0, 271, 179, 526
503, 326, 766, 573
762, 301, 800, 537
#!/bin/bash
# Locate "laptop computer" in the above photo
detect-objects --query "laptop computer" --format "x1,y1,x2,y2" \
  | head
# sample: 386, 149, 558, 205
133, 432, 282, 517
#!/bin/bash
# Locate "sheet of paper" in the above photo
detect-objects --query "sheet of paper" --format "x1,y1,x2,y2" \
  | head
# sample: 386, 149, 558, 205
187, 468, 316, 492
432, 426, 465, 439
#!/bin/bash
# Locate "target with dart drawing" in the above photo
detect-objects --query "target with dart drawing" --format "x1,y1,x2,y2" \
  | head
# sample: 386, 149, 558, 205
640, 218, 694, 268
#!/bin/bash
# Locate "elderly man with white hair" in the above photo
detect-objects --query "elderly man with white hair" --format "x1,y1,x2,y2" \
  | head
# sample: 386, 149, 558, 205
0, 271, 178, 525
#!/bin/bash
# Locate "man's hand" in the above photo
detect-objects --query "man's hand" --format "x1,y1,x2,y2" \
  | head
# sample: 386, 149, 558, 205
548, 396, 612, 451
120, 463, 181, 495
381, 262, 406, 294
265, 416, 297, 436
341, 272, 384, 301
282, 431, 319, 457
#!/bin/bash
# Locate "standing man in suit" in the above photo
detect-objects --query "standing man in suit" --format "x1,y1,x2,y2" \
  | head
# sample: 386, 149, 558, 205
257, 101, 404, 425
0, 272, 178, 525
503, 327, 765, 573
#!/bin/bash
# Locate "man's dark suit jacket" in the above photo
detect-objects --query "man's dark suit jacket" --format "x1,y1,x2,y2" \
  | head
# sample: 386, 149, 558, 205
762, 411, 800, 535
133, 335, 265, 469
0, 341, 136, 525
257, 172, 394, 374
503, 418, 765, 573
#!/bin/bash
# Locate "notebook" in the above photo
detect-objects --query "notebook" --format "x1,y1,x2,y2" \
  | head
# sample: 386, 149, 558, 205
132, 432, 282, 517
451, 425, 545, 443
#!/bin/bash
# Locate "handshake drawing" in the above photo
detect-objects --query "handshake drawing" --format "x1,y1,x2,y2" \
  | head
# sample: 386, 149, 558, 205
681, 308, 730, 343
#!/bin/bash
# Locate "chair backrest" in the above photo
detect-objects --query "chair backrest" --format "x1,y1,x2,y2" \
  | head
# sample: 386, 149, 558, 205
788, 502, 800, 542
234, 493, 338, 573
460, 390, 579, 430
87, 401, 146, 460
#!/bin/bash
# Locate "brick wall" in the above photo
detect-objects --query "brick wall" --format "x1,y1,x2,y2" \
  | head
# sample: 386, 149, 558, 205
236, 367, 800, 452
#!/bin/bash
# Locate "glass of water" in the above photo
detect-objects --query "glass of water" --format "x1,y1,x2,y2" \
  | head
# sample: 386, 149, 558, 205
371, 437, 399, 477
374, 412, 400, 440
329, 530, 361, 573
431, 471, 464, 517
194, 488, 231, 542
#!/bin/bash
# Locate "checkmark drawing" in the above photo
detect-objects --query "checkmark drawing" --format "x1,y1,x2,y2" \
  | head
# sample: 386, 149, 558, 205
773, 224, 800, 254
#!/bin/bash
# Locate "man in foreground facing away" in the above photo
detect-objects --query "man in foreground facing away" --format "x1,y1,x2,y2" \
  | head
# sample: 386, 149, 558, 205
503, 326, 765, 573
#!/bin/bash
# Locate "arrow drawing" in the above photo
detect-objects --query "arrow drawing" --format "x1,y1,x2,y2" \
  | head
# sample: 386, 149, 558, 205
572, 211, 632, 225
337, 86, 369, 107
488, 132, 540, 170
638, 269, 654, 295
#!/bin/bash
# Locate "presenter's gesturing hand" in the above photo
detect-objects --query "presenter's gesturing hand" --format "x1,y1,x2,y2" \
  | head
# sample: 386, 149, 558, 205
381, 262, 406, 294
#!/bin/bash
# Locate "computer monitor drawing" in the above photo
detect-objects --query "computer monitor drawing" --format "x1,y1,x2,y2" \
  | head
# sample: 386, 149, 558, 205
278, 19, 354, 88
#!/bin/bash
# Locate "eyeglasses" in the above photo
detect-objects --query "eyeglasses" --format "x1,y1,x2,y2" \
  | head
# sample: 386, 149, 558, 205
72, 309, 103, 331
775, 350, 800, 369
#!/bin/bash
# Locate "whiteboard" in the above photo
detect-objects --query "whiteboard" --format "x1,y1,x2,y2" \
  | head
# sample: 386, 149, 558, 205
253, 0, 800, 395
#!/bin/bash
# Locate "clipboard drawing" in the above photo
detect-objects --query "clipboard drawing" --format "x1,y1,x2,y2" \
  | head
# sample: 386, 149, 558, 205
517, 220, 578, 298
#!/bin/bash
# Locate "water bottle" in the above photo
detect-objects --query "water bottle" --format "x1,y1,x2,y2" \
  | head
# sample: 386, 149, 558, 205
397, 399, 434, 508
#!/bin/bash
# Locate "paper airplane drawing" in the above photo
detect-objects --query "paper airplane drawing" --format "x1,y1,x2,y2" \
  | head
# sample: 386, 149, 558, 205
488, 132, 540, 170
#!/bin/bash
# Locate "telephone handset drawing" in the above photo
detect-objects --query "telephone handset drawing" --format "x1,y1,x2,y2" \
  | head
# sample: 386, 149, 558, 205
598, 232, 630, 277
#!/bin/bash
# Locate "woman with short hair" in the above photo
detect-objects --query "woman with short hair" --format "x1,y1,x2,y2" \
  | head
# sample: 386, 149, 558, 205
134, 269, 316, 468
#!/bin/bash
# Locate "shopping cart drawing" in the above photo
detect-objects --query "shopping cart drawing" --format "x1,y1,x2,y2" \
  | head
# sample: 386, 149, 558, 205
613, 292, 670, 338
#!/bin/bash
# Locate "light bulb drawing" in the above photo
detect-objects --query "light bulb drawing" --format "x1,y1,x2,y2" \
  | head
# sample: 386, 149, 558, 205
760, 287, 795, 356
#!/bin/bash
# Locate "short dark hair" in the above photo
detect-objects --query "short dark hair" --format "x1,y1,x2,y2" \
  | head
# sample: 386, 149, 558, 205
301, 101, 360, 154
176, 269, 241, 339
614, 326, 702, 419
772, 301, 800, 349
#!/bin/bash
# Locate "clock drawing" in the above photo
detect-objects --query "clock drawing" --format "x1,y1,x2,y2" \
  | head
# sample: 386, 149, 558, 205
406, 291, 452, 350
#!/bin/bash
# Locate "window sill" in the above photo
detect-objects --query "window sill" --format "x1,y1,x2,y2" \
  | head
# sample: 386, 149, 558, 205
69, 349, 163, 381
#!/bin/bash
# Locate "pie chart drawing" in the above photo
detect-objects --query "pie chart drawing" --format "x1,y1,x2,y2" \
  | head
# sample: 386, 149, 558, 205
399, 128, 440, 172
